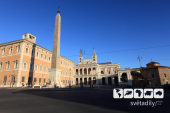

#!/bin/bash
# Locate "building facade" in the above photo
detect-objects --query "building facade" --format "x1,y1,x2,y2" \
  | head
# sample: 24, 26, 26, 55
141, 61, 170, 87
73, 49, 132, 86
0, 33, 74, 87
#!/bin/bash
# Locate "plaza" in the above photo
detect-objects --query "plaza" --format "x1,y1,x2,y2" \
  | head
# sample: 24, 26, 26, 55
0, 87, 169, 113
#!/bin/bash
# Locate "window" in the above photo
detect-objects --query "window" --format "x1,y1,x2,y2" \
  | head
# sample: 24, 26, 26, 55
66, 72, 67, 75
66, 80, 67, 84
40, 65, 42, 71
0, 62, 3, 70
25, 48, 28, 53
31, 49, 34, 56
9, 47, 13, 54
12, 76, 15, 83
22, 76, 25, 82
34, 78, 37, 85
61, 61, 62, 65
49, 57, 51, 61
44, 67, 46, 72
23, 63, 27, 69
17, 45, 20, 52
30, 63, 33, 70
6, 61, 10, 69
63, 80, 65, 83
45, 55, 47, 60
3, 76, 7, 85
35, 65, 38, 70
36, 52, 39, 57
115, 71, 116, 74
61, 79, 62, 82
164, 74, 166, 77
41, 54, 43, 59
101, 71, 104, 74
152, 74, 154, 78
2, 48, 5, 55
43, 78, 46, 85
108, 70, 110, 74
14, 60, 18, 68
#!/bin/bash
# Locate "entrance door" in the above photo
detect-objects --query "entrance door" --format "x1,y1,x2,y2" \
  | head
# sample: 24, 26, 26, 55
76, 78, 78, 85
84, 78, 87, 85
102, 77, 105, 85
108, 77, 112, 85
114, 77, 118, 85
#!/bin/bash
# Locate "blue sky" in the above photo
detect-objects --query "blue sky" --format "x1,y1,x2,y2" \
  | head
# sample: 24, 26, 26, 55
0, 0, 170, 68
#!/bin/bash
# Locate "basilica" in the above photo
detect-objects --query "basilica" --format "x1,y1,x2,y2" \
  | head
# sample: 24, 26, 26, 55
73, 49, 132, 86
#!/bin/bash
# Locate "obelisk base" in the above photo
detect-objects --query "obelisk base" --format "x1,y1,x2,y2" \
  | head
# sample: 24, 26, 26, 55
48, 68, 62, 88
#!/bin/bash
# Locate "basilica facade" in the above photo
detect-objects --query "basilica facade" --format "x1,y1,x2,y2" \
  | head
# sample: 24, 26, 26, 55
73, 49, 132, 86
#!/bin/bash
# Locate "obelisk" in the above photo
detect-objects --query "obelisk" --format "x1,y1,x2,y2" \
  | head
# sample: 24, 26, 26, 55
51, 7, 61, 68
48, 7, 61, 88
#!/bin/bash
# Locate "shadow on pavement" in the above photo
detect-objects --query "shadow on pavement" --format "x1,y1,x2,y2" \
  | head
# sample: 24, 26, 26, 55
11, 88, 169, 113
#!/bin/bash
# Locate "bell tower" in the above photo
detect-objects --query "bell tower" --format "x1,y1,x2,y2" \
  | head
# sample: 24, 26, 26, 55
79, 50, 83, 64
92, 48, 97, 63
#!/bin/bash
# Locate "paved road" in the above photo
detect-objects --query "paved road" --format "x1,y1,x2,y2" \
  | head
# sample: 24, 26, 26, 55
0, 88, 169, 113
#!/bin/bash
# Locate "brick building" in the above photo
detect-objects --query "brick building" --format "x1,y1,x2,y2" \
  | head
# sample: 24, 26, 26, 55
141, 61, 170, 87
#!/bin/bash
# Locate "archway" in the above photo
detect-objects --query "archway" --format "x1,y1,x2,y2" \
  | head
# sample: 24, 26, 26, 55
89, 77, 91, 85
80, 69, 82, 75
102, 77, 105, 85
84, 68, 87, 75
88, 68, 91, 74
121, 73, 128, 82
84, 78, 87, 85
76, 78, 78, 85
80, 78, 82, 85
114, 77, 118, 85
108, 77, 112, 85
76, 69, 78, 75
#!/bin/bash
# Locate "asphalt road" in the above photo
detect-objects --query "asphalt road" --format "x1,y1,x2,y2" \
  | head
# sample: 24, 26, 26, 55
0, 88, 169, 113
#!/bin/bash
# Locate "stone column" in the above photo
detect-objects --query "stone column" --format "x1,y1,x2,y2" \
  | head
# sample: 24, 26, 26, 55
78, 78, 80, 85
78, 69, 80, 75
82, 68, 84, 75
82, 77, 84, 85
105, 77, 108, 85
91, 77, 93, 85
112, 77, 115, 85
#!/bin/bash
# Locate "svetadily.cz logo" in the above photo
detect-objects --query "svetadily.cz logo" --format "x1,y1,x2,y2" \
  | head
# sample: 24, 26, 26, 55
113, 88, 164, 99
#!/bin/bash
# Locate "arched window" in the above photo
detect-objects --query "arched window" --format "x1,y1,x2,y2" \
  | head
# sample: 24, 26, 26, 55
25, 48, 28, 53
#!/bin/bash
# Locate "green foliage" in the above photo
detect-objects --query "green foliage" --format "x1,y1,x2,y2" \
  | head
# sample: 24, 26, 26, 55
131, 71, 141, 76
